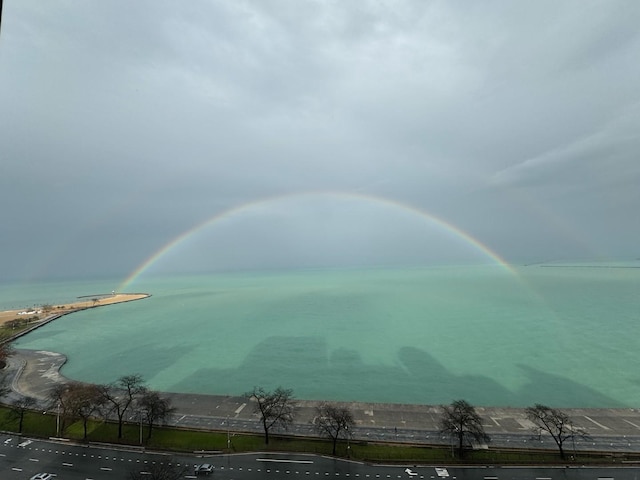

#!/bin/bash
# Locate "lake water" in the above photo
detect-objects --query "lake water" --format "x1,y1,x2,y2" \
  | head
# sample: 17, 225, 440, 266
5, 263, 640, 407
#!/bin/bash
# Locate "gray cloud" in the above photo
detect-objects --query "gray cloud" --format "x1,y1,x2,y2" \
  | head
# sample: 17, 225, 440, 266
1, 0, 639, 281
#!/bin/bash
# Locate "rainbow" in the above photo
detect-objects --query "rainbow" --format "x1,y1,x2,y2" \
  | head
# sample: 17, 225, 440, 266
118, 191, 517, 291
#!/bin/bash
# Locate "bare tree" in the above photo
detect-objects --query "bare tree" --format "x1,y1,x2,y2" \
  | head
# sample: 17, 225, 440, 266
248, 386, 296, 445
47, 383, 104, 438
8, 396, 37, 433
314, 403, 355, 455
6, 319, 25, 329
138, 390, 176, 440
526, 404, 588, 459
100, 374, 146, 439
439, 399, 490, 457
0, 341, 14, 369
48, 383, 73, 435
66, 383, 105, 439
0, 364, 11, 399
0, 339, 12, 399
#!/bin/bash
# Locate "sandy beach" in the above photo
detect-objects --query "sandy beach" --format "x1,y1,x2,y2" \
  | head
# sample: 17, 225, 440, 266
0, 293, 149, 327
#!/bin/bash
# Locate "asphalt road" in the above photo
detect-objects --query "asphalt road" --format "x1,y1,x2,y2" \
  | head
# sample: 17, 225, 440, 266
3, 433, 640, 480
174, 413, 640, 454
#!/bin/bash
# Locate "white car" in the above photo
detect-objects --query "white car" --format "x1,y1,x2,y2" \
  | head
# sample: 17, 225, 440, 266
194, 463, 214, 475
30, 474, 55, 480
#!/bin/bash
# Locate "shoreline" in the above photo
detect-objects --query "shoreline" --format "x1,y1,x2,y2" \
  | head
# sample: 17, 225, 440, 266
0, 293, 640, 412
2, 299, 640, 444
0, 292, 150, 327
2, 293, 634, 410
5, 348, 640, 447
4, 268, 639, 410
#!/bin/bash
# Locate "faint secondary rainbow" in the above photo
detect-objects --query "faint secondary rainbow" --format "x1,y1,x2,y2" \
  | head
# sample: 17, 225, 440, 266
118, 191, 517, 291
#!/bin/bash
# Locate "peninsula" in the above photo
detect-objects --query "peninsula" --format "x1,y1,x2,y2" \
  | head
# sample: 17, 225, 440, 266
0, 293, 150, 327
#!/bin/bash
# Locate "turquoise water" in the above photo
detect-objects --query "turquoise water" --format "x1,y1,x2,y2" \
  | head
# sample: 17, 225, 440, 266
6, 264, 640, 407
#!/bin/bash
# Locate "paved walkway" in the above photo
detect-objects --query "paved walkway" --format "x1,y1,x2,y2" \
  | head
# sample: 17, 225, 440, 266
4, 349, 640, 448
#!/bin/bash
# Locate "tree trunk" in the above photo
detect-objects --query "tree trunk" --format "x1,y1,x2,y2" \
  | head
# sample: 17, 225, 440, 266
117, 413, 124, 439
332, 437, 337, 455
263, 419, 270, 445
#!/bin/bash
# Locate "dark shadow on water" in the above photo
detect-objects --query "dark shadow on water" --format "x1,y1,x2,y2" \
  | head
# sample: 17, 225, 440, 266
396, 347, 520, 406
166, 336, 625, 407
515, 364, 625, 407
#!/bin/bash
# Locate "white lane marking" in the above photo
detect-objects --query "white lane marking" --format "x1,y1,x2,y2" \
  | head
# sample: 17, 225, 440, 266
623, 419, 640, 429
101, 467, 113, 471
435, 468, 449, 478
18, 440, 33, 447
257, 458, 314, 464
235, 403, 247, 414
4, 438, 12, 444
405, 469, 418, 477
63, 462, 74, 466
12, 467, 23, 471
29, 458, 40, 462
583, 416, 611, 430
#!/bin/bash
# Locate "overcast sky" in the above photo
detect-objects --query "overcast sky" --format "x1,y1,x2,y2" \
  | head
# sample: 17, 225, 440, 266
1, 1, 639, 282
